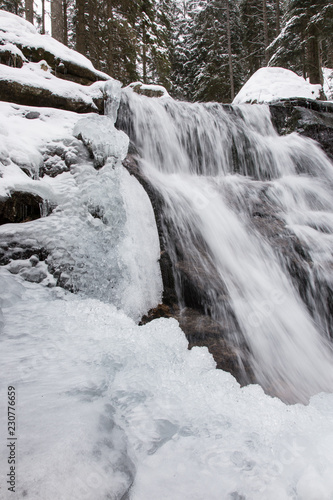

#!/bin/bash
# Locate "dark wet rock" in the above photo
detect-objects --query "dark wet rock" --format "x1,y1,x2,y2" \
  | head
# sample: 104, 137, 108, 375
25, 111, 40, 119
0, 241, 48, 267
0, 192, 44, 225
0, 78, 104, 114
0, 46, 24, 68
122, 154, 178, 306
270, 98, 333, 160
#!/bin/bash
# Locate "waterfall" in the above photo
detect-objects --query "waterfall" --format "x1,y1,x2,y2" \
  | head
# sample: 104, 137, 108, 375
117, 90, 333, 403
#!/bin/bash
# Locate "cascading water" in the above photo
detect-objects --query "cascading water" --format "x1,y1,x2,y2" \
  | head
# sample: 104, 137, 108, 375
117, 89, 333, 403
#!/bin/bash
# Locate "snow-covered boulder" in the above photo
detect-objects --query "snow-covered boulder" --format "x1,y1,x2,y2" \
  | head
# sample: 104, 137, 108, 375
0, 10, 115, 113
233, 67, 322, 104
0, 10, 110, 84
127, 81, 171, 98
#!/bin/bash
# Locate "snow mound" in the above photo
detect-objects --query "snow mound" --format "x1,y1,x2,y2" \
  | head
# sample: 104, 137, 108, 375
0, 9, 36, 34
233, 67, 322, 104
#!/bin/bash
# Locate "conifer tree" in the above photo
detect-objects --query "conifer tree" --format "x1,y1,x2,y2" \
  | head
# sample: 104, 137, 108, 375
174, 0, 244, 102
269, 0, 333, 84
0, 0, 24, 15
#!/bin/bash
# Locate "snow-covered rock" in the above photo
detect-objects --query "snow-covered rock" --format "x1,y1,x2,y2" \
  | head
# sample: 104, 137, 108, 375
233, 67, 322, 104
0, 61, 107, 113
0, 10, 110, 83
0, 10, 118, 113
127, 81, 171, 98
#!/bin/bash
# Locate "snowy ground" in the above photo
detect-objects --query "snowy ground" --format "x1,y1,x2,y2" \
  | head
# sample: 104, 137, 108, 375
1, 268, 333, 500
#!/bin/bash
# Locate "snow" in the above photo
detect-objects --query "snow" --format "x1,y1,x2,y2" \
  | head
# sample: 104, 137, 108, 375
323, 67, 333, 101
1, 269, 333, 499
0, 10, 110, 81
0, 61, 106, 111
233, 67, 322, 104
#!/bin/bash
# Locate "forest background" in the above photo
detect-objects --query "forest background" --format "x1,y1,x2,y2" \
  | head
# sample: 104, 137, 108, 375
1, 0, 332, 103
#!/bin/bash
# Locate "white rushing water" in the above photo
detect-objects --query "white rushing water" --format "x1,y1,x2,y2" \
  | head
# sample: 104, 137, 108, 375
120, 90, 333, 403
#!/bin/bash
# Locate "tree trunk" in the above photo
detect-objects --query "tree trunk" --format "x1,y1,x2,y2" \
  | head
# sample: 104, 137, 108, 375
263, 0, 269, 65
225, 0, 234, 101
306, 28, 322, 84
25, 0, 33, 24
275, 0, 280, 35
142, 23, 147, 83
107, 2, 114, 76
63, 0, 68, 46
41, 0, 45, 34
51, 0, 64, 43
76, 0, 86, 55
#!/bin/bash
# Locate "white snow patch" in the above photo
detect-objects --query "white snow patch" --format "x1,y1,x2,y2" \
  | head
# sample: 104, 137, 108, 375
0, 101, 162, 320
233, 67, 322, 104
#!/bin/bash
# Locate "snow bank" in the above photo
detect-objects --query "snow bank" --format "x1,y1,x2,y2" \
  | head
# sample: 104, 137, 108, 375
1, 269, 333, 499
233, 67, 322, 104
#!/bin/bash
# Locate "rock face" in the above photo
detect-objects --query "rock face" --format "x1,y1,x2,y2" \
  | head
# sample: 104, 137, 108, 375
0, 191, 44, 225
269, 98, 333, 160
0, 77, 105, 114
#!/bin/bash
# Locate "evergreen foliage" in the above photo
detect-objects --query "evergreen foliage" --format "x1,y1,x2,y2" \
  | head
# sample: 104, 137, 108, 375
0, 0, 23, 15
269, 0, 333, 84
0, 0, 332, 99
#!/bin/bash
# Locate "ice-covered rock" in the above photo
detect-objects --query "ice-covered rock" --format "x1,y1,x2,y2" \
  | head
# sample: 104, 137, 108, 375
74, 115, 129, 168
0, 101, 162, 321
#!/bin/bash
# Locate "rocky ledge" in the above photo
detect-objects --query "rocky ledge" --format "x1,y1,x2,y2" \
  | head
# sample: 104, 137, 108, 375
270, 98, 333, 160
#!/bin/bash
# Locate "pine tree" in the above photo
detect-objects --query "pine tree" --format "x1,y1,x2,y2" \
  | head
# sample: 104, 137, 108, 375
174, 0, 244, 102
269, 0, 333, 84
239, 0, 280, 77
0, 0, 24, 15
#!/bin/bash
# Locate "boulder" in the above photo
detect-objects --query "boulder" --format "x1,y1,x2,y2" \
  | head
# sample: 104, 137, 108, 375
269, 98, 333, 160
0, 77, 104, 114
